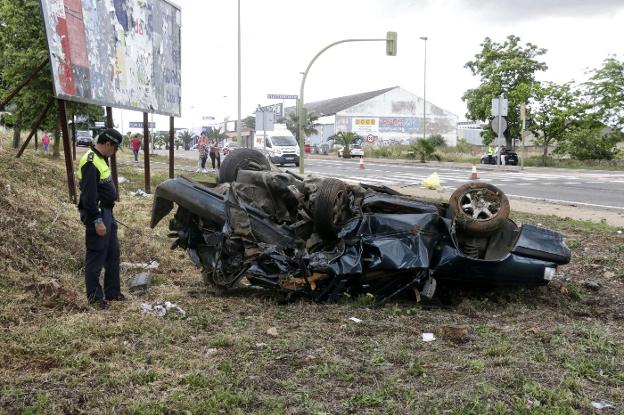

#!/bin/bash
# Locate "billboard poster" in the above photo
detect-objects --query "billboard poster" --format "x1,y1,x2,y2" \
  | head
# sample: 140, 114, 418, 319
351, 117, 378, 134
40, 0, 181, 117
378, 117, 421, 133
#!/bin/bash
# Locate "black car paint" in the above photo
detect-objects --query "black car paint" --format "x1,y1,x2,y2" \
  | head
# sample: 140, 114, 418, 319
151, 172, 570, 305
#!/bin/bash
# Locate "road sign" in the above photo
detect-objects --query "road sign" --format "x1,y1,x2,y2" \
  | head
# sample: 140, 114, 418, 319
260, 103, 284, 118
366, 134, 376, 143
491, 97, 508, 116
129, 121, 156, 129
267, 94, 298, 100
94, 121, 105, 128
490, 116, 507, 134
255, 110, 275, 131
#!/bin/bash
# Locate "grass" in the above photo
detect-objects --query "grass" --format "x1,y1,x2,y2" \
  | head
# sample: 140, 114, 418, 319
1, 131, 624, 413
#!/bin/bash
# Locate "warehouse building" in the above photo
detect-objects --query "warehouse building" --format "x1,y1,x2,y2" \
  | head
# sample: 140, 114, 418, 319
289, 86, 458, 147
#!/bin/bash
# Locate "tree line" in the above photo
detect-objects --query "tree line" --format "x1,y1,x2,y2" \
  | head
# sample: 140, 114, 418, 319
463, 35, 623, 162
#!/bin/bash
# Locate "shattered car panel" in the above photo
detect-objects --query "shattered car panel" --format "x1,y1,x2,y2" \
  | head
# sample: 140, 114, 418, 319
151, 151, 571, 306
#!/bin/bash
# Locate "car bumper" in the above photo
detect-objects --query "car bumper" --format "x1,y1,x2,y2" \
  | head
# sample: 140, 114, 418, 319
270, 155, 299, 164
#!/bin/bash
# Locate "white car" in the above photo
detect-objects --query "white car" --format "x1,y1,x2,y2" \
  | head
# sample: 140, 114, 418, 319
338, 145, 364, 158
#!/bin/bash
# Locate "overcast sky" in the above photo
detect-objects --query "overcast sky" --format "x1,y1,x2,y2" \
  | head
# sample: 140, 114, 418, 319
118, 0, 624, 132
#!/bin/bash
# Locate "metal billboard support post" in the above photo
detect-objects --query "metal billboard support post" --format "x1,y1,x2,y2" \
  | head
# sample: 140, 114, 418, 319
0, 59, 48, 111
143, 112, 151, 194
169, 116, 175, 179
71, 114, 77, 161
57, 99, 77, 204
105, 107, 120, 201
16, 97, 54, 158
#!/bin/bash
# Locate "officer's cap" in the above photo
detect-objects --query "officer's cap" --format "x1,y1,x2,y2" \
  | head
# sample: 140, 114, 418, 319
100, 128, 122, 148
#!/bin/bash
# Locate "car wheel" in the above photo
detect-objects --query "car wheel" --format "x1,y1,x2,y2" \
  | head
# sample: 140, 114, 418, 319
295, 161, 300, 167
314, 178, 350, 239
218, 148, 271, 183
447, 182, 510, 235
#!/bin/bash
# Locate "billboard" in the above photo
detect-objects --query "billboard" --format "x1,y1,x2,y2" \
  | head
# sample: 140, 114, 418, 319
40, 0, 181, 117
351, 117, 378, 134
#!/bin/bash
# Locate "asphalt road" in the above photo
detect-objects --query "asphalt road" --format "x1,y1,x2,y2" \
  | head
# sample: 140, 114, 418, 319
152, 149, 624, 211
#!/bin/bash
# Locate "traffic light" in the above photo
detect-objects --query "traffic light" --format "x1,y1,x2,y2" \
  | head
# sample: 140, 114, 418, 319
386, 31, 397, 56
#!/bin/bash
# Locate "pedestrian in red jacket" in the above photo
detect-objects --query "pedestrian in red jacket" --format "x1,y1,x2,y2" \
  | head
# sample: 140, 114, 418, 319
131, 135, 142, 162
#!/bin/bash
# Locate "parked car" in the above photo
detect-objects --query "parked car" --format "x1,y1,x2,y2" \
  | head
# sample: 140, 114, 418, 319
338, 144, 364, 158
150, 148, 570, 307
222, 142, 240, 155
75, 130, 93, 147
480, 150, 519, 166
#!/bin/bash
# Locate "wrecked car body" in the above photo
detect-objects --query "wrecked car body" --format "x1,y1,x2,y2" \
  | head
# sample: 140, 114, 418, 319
151, 148, 570, 306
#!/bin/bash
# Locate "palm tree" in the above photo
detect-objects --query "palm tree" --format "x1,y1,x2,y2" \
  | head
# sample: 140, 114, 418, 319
206, 126, 228, 145
410, 138, 442, 163
328, 131, 361, 158
177, 130, 193, 150
284, 110, 320, 142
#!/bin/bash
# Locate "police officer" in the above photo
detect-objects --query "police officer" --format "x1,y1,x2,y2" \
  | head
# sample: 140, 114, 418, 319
77, 128, 126, 309
487, 145, 495, 164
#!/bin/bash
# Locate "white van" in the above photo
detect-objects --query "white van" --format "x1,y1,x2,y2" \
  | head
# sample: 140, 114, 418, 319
253, 126, 300, 166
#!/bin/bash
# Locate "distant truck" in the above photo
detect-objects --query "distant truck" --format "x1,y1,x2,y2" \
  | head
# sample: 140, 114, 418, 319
253, 124, 300, 167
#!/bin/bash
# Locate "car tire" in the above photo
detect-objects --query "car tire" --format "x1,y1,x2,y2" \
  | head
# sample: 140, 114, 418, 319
314, 178, 350, 240
218, 148, 271, 183
447, 182, 510, 235
295, 161, 300, 167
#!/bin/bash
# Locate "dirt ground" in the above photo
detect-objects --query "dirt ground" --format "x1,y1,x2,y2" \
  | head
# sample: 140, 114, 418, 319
1, 142, 623, 414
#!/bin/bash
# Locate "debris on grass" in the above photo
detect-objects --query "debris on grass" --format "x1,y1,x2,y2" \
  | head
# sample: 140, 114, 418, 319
422, 332, 436, 342
140, 301, 186, 318
591, 400, 615, 410
348, 317, 363, 323
129, 189, 150, 197
266, 327, 279, 337
129, 271, 152, 294
121, 260, 160, 270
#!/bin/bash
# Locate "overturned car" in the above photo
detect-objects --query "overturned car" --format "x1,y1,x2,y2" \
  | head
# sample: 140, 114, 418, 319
151, 149, 570, 306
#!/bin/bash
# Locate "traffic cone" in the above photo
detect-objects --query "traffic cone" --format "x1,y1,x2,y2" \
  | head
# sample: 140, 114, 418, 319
358, 157, 365, 169
470, 164, 479, 180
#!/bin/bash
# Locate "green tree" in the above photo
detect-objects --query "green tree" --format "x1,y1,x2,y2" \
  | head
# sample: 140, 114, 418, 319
530, 81, 581, 165
328, 131, 361, 158
584, 57, 624, 132
463, 35, 548, 147
0, 0, 101, 156
284, 110, 320, 142
409, 138, 442, 163
555, 123, 622, 161
242, 115, 256, 130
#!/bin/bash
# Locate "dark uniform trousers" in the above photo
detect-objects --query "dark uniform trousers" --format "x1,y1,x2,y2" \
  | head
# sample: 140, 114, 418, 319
85, 208, 121, 301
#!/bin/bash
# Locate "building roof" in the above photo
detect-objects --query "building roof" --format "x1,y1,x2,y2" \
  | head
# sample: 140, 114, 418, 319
288, 86, 399, 116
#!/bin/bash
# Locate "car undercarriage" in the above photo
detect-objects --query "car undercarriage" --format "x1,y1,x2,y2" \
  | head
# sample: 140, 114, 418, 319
151, 148, 571, 306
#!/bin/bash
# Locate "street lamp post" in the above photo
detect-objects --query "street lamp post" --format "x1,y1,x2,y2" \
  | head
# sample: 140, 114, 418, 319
236, 0, 242, 144
420, 36, 428, 140
298, 34, 397, 174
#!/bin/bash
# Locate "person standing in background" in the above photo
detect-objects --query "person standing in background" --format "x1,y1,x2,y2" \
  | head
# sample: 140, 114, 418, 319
209, 139, 221, 170
41, 133, 50, 154
130, 135, 142, 162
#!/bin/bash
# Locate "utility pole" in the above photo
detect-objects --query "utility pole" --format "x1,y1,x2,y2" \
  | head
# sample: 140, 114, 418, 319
520, 104, 526, 171
420, 36, 428, 140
